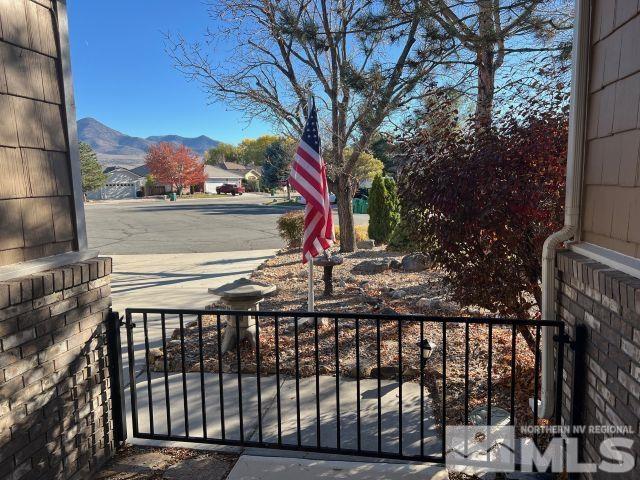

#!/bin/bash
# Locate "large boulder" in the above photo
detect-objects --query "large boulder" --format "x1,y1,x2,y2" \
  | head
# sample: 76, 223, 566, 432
389, 259, 402, 270
352, 259, 391, 275
417, 297, 442, 310
401, 253, 432, 272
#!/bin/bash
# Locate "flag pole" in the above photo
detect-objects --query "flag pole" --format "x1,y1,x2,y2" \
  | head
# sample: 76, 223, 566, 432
306, 90, 315, 313
308, 257, 314, 312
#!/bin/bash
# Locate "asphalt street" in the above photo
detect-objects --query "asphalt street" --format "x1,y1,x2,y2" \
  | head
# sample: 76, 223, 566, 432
85, 194, 368, 255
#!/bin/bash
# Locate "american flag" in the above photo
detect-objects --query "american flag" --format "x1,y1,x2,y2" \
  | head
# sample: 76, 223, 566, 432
288, 98, 335, 263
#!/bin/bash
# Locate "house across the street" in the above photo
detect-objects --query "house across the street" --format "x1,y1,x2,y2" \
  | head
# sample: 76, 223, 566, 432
204, 165, 243, 193
216, 161, 262, 190
86, 166, 144, 200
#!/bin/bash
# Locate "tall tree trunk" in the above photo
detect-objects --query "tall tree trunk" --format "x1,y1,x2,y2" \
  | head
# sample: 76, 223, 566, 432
475, 0, 496, 128
475, 48, 495, 127
336, 176, 356, 252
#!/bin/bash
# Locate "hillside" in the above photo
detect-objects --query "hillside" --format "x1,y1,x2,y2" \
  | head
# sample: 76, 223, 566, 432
77, 118, 219, 167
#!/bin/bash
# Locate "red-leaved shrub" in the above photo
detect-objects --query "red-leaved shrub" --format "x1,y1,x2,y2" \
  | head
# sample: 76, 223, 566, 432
398, 95, 569, 317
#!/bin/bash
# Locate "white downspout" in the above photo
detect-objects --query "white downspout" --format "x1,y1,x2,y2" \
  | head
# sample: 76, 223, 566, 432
537, 0, 591, 419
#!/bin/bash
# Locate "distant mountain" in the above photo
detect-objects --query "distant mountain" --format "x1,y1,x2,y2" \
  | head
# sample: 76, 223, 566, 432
77, 118, 220, 168
146, 134, 218, 155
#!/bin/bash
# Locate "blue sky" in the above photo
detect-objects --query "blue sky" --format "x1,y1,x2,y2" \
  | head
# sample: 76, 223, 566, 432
67, 1, 273, 144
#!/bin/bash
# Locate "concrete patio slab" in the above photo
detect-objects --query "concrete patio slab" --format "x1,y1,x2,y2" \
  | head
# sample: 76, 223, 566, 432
124, 371, 441, 460
125, 372, 279, 442
226, 455, 449, 479
255, 376, 441, 457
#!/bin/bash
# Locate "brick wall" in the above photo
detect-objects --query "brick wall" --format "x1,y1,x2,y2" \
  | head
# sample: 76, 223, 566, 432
556, 250, 640, 477
0, 257, 116, 480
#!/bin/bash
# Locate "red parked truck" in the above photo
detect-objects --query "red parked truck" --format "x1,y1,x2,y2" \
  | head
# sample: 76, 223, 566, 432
216, 183, 245, 195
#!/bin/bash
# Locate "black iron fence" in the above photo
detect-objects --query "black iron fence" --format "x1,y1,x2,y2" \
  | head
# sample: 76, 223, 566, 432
122, 308, 566, 463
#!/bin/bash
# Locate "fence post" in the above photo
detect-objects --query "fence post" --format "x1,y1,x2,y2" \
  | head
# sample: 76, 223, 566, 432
106, 309, 128, 446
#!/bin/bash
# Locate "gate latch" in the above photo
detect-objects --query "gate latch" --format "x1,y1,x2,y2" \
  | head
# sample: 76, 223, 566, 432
553, 332, 575, 349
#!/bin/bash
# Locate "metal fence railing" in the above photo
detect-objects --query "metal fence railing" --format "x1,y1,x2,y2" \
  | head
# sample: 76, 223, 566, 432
122, 308, 566, 464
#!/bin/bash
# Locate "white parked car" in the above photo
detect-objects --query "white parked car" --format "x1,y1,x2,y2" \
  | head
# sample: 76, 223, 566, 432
297, 193, 337, 205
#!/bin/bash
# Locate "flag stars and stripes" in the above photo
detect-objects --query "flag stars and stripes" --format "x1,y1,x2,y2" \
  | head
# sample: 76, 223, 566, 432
288, 99, 335, 263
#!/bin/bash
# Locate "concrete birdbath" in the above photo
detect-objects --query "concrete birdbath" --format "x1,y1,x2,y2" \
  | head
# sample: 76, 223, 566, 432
209, 278, 276, 353
313, 254, 344, 297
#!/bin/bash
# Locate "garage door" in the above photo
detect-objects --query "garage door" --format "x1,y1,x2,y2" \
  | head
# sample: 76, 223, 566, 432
204, 181, 223, 193
101, 183, 137, 199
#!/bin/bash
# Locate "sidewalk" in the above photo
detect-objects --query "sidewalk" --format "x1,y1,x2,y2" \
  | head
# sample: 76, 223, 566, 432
110, 250, 276, 313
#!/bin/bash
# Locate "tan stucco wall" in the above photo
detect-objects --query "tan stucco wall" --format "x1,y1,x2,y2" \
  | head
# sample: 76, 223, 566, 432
0, 0, 76, 267
581, 2, 640, 257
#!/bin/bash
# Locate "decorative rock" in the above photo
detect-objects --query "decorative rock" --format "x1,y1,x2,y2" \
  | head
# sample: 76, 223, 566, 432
390, 289, 406, 300
389, 259, 402, 270
152, 356, 181, 372
148, 348, 163, 362
401, 253, 432, 272
469, 406, 511, 427
346, 358, 374, 378
353, 259, 390, 275
372, 365, 398, 379
402, 366, 421, 379
357, 239, 375, 249
417, 297, 442, 310
360, 294, 380, 306
377, 307, 398, 315
284, 317, 331, 333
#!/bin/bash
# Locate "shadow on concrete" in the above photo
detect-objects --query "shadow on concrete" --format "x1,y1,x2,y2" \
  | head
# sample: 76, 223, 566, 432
133, 203, 303, 216
201, 256, 273, 267
112, 270, 254, 295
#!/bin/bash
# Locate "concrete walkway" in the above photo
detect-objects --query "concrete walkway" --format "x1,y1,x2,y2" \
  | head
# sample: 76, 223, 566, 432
112, 249, 277, 386
227, 455, 448, 479
124, 372, 441, 458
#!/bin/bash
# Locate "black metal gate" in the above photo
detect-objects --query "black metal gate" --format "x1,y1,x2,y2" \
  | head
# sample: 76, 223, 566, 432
117, 308, 566, 464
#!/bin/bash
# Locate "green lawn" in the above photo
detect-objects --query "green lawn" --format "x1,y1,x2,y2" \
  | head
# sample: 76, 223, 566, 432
263, 198, 300, 207
189, 193, 229, 199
